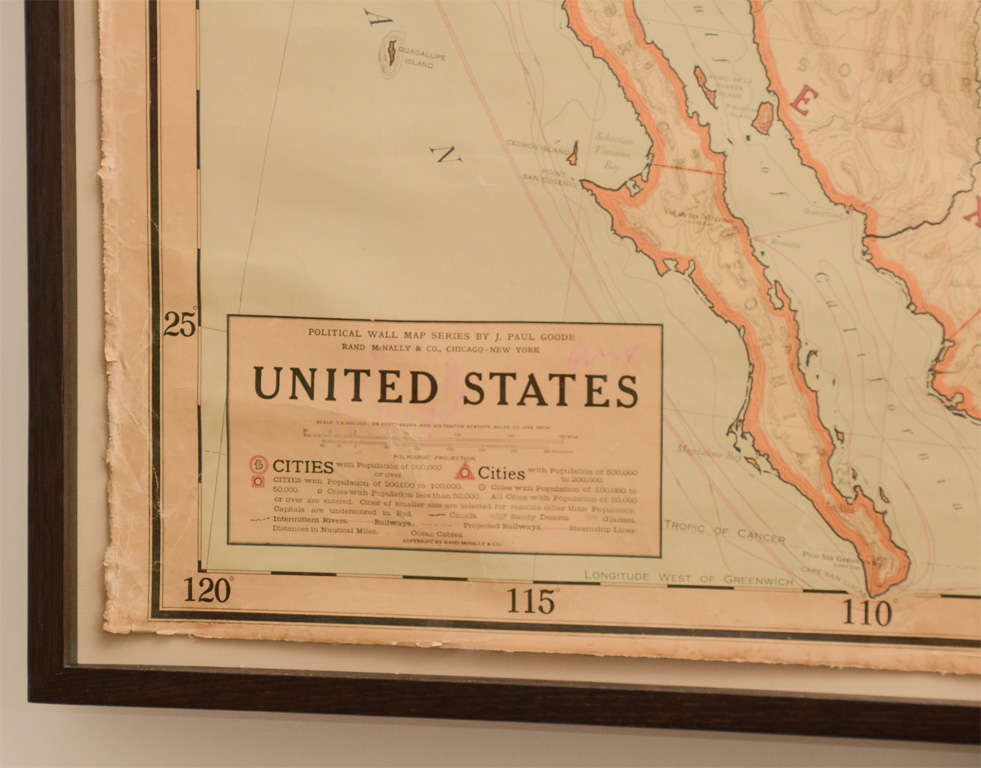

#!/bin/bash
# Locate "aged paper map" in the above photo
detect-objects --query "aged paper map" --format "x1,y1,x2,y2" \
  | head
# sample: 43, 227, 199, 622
102, 0, 981, 672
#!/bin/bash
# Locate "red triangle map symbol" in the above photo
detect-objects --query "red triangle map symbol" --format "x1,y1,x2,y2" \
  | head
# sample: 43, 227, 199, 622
454, 460, 475, 480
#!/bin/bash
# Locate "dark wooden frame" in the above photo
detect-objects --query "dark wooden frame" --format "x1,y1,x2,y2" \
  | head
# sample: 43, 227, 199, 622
25, 0, 980, 742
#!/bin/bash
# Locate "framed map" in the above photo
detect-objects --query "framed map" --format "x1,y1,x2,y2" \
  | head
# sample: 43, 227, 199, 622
26, 0, 981, 739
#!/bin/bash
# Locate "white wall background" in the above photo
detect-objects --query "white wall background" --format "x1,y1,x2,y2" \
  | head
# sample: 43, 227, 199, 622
1, 2, 978, 765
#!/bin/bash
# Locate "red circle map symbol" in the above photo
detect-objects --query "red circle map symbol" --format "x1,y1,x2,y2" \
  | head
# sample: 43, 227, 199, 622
249, 455, 269, 474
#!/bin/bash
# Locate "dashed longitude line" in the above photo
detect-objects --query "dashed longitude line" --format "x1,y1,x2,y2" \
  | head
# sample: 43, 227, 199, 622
235, 0, 295, 313
563, 81, 606, 319
204, 1, 295, 563
951, 308, 981, 339
434, 0, 603, 321
651, 161, 720, 176
749, 214, 850, 240
501, 0, 625, 321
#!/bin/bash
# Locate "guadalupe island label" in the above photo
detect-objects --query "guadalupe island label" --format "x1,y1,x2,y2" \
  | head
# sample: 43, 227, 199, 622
226, 316, 663, 557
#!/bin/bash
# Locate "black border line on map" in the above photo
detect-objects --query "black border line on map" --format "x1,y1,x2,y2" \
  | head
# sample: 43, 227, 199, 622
149, 0, 162, 617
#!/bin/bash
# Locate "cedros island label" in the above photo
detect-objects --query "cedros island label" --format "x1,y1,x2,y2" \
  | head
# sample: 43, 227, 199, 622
226, 317, 663, 568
